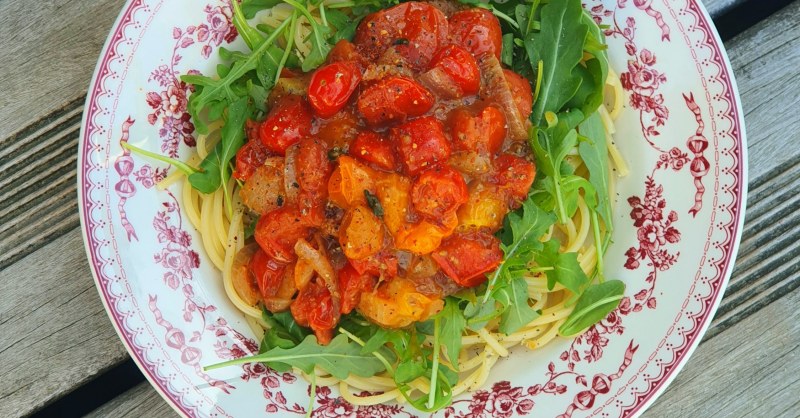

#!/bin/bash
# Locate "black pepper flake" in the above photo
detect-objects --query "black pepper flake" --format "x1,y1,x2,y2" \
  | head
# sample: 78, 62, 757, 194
393, 38, 409, 46
327, 147, 344, 161
276, 195, 284, 207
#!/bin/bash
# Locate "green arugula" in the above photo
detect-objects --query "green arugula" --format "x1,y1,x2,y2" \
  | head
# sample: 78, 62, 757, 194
559, 280, 625, 336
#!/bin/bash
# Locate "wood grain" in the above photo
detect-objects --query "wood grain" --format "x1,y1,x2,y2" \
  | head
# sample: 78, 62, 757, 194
0, 0, 783, 416
0, 230, 129, 418
84, 382, 176, 418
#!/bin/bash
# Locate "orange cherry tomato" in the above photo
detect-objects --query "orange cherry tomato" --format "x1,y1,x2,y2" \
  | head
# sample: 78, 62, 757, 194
259, 95, 313, 155
233, 139, 269, 182
351, 131, 398, 171
449, 8, 503, 59
349, 250, 399, 278
308, 61, 362, 118
391, 116, 451, 175
357, 76, 435, 126
250, 248, 290, 300
338, 264, 377, 314
328, 156, 381, 208
457, 182, 508, 232
339, 205, 385, 260
449, 105, 507, 155
431, 230, 503, 287
428, 45, 480, 97
491, 154, 536, 207
290, 278, 339, 345
354, 2, 448, 70
411, 165, 468, 220
503, 69, 533, 121
394, 212, 457, 255
254, 205, 311, 262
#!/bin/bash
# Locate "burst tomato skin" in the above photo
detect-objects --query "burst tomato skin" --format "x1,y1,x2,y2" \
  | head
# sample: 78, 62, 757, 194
338, 264, 377, 315
353, 2, 448, 70
351, 131, 398, 171
233, 139, 269, 182
428, 45, 481, 97
431, 230, 502, 287
290, 279, 338, 345
249, 249, 289, 300
391, 116, 451, 175
491, 154, 537, 207
503, 69, 533, 121
357, 76, 435, 126
307, 61, 362, 118
449, 105, 507, 155
259, 95, 313, 155
448, 8, 503, 59
411, 165, 469, 220
254, 205, 311, 263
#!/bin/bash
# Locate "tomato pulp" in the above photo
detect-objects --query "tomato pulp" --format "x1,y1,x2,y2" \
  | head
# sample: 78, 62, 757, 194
234, 2, 535, 343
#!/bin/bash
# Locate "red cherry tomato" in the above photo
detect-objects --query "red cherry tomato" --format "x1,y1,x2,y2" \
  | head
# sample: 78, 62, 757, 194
351, 131, 398, 171
290, 278, 339, 345
391, 116, 451, 175
349, 251, 399, 278
233, 139, 269, 181
491, 154, 536, 207
338, 264, 378, 315
254, 205, 311, 262
259, 95, 313, 155
503, 69, 533, 121
428, 45, 481, 97
308, 61, 362, 118
411, 165, 468, 220
431, 230, 502, 287
357, 76, 434, 126
354, 2, 448, 70
449, 105, 507, 154
249, 249, 289, 300
449, 8, 503, 59
295, 137, 331, 197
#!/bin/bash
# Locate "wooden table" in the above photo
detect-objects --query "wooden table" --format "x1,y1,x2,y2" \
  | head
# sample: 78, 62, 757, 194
0, 0, 797, 416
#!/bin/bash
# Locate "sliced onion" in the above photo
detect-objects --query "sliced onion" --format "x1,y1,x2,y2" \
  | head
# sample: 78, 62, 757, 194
294, 238, 341, 301
418, 67, 460, 99
478, 55, 529, 141
231, 244, 260, 306
283, 144, 300, 203
294, 259, 314, 291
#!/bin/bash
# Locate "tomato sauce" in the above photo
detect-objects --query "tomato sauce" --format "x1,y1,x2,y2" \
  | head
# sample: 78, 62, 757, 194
233, 2, 536, 343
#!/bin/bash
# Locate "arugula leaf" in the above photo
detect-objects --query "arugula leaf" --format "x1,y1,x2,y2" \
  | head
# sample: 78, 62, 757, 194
206, 334, 387, 379
495, 276, 539, 334
434, 298, 466, 366
525, 0, 589, 125
578, 112, 612, 229
559, 280, 625, 336
264, 309, 311, 343
532, 239, 589, 295
187, 96, 249, 196
530, 118, 579, 223
241, 0, 283, 19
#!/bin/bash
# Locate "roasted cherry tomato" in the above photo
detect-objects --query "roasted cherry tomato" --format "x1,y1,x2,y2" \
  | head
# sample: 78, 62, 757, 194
349, 250, 399, 278
354, 2, 448, 70
449, 8, 503, 59
290, 278, 339, 345
351, 131, 398, 171
449, 105, 507, 155
357, 76, 434, 126
308, 61, 362, 118
338, 263, 378, 314
391, 116, 451, 175
326, 40, 367, 69
431, 230, 502, 287
491, 154, 536, 207
339, 205, 385, 260
316, 111, 360, 152
428, 45, 481, 97
249, 249, 289, 300
233, 139, 269, 182
503, 69, 533, 121
295, 137, 331, 197
254, 204, 311, 262
259, 95, 313, 155
411, 165, 468, 220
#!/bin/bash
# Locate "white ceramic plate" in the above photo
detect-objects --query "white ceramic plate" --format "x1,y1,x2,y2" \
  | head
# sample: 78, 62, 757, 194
78, 1, 747, 416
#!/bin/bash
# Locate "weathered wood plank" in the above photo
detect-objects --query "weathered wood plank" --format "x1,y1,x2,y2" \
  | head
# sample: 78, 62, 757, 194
646, 287, 800, 417
0, 230, 129, 418
84, 382, 176, 418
